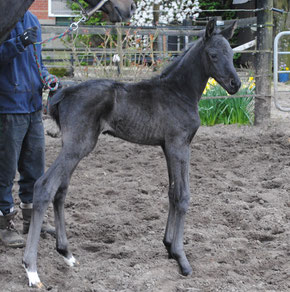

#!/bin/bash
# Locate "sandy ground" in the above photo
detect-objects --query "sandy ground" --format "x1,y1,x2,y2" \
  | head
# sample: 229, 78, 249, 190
271, 82, 290, 121
0, 85, 290, 292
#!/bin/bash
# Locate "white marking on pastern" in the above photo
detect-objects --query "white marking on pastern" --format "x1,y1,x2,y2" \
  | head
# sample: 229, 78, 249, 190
63, 255, 77, 267
24, 267, 42, 288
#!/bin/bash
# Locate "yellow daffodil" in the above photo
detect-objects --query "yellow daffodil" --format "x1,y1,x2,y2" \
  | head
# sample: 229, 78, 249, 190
248, 76, 254, 82
209, 78, 217, 86
203, 82, 211, 94
249, 82, 255, 90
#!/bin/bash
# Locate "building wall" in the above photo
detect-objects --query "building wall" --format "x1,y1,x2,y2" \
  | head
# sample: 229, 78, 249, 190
30, 0, 56, 25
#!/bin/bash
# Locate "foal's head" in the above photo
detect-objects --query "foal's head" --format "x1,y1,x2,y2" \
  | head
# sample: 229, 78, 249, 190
202, 19, 241, 95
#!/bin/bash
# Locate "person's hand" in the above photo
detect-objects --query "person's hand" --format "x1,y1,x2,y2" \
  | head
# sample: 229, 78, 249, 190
20, 26, 38, 47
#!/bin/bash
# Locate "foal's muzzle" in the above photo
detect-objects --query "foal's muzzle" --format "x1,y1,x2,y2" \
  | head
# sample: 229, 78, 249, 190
226, 77, 241, 94
229, 78, 241, 93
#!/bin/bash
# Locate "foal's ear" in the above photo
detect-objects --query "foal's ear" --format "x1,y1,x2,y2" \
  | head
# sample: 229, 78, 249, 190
220, 21, 237, 40
205, 18, 216, 40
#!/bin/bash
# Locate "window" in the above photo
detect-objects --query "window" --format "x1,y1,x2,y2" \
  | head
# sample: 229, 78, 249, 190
48, 0, 78, 17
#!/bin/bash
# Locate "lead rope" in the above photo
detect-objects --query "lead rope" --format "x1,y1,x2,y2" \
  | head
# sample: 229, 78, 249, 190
33, 26, 75, 91
32, 18, 86, 117
32, 12, 88, 91
33, 44, 60, 91
32, 22, 80, 91
33, 0, 109, 91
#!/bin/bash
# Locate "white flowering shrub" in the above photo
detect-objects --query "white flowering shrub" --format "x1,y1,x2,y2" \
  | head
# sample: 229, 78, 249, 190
131, 0, 200, 26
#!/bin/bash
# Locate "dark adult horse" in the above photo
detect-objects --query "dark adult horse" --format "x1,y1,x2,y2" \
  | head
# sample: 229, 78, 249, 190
23, 19, 241, 288
0, 0, 34, 44
84, 0, 136, 22
0, 0, 135, 45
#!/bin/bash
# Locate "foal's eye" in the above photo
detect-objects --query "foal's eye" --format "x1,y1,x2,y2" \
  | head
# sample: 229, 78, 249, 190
210, 54, 217, 60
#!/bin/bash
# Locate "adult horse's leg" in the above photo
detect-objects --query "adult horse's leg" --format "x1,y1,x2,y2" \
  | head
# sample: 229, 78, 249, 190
23, 122, 101, 287
162, 141, 192, 276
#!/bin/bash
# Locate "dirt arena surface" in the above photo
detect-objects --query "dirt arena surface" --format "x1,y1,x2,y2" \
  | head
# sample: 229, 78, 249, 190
1, 106, 290, 291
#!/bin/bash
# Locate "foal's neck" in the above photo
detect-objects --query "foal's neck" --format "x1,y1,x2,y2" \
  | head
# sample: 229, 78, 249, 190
166, 39, 208, 102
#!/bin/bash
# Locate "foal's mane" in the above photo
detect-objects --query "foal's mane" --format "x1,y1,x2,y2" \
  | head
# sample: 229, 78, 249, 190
160, 38, 201, 79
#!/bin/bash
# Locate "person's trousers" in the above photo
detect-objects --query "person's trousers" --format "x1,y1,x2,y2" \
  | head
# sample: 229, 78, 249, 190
0, 111, 45, 215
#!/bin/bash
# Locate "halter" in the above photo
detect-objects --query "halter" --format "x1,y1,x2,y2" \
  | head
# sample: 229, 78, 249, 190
71, 0, 109, 25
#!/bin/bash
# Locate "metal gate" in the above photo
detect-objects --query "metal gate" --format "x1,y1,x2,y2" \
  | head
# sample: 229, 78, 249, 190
273, 31, 290, 112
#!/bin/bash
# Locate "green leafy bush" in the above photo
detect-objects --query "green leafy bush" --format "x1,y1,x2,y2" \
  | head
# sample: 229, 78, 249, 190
69, 0, 106, 48
70, 0, 104, 24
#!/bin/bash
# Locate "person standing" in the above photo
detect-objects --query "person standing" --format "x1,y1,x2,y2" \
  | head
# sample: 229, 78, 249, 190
0, 11, 56, 248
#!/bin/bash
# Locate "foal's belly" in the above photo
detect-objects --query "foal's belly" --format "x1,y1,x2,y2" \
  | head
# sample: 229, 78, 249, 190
101, 111, 164, 146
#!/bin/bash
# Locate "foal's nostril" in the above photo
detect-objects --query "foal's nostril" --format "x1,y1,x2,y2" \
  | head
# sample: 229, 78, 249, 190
230, 79, 237, 88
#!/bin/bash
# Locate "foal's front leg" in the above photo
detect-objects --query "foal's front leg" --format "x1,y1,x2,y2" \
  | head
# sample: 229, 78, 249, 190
162, 146, 175, 258
163, 143, 192, 276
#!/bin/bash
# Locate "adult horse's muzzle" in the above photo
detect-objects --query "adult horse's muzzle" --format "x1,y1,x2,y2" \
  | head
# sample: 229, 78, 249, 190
103, 0, 136, 22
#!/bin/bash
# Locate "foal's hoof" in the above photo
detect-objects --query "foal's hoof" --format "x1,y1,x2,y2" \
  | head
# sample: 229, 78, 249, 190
63, 255, 79, 267
180, 265, 193, 276
32, 282, 44, 289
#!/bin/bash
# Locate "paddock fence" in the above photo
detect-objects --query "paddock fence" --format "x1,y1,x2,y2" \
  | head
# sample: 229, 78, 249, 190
40, 4, 288, 124
41, 17, 258, 91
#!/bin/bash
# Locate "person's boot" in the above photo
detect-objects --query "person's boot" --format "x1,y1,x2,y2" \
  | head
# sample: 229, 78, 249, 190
0, 210, 25, 248
20, 203, 56, 236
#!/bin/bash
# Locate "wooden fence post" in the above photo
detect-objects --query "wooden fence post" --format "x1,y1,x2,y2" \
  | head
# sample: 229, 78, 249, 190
116, 23, 123, 74
70, 53, 74, 77
254, 0, 273, 125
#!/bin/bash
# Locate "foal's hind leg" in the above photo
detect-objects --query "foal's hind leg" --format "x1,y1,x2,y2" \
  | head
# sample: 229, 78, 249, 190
163, 142, 192, 276
53, 184, 77, 266
23, 126, 100, 287
22, 155, 68, 287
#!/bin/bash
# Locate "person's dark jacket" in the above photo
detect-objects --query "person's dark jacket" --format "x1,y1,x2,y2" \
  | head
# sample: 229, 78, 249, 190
0, 11, 48, 113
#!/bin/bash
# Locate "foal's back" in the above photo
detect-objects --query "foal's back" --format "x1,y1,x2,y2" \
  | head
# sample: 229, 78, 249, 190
52, 77, 199, 146
103, 78, 200, 146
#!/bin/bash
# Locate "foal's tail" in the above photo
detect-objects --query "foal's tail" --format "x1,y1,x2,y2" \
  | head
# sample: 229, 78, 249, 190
48, 89, 66, 129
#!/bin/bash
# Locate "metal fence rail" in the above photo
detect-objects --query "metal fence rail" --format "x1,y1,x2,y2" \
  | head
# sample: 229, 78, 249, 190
273, 31, 290, 112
